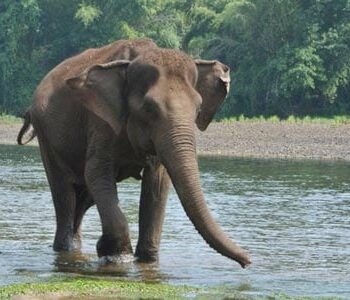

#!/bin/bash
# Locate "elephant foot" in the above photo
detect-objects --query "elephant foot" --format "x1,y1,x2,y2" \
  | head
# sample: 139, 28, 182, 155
53, 237, 75, 252
96, 234, 133, 258
53, 233, 82, 252
135, 246, 159, 263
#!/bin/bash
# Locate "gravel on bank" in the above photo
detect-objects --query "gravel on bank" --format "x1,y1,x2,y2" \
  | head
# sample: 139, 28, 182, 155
196, 121, 350, 160
1, 121, 350, 161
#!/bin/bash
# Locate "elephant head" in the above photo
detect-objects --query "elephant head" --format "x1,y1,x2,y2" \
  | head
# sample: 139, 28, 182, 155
66, 48, 251, 268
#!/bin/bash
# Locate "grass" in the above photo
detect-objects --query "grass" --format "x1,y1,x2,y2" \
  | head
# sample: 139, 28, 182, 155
220, 114, 350, 125
0, 113, 22, 125
0, 277, 201, 299
0, 277, 344, 300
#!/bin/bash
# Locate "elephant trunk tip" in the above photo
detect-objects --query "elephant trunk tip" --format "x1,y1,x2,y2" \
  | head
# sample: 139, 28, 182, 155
239, 255, 252, 268
190, 212, 252, 268
227, 247, 252, 268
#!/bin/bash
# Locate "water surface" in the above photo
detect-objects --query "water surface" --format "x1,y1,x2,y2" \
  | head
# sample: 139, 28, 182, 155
0, 145, 349, 297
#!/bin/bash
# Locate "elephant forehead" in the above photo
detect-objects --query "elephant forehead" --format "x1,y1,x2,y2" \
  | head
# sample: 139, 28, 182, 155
138, 49, 197, 81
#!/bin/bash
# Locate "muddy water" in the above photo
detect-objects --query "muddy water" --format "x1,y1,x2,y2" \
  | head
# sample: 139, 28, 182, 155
0, 144, 349, 297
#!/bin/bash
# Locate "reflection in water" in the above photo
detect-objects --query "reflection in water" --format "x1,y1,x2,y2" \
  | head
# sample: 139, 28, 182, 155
0, 145, 350, 297
53, 251, 93, 274
53, 250, 167, 282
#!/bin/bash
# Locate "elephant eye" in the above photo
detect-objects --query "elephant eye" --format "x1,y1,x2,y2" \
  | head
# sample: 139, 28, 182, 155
142, 99, 159, 117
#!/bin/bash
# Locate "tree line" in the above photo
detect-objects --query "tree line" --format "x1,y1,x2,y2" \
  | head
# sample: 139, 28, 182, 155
1, 0, 349, 118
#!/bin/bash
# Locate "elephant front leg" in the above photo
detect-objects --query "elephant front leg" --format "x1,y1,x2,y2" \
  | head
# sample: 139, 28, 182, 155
85, 160, 132, 258
135, 159, 171, 262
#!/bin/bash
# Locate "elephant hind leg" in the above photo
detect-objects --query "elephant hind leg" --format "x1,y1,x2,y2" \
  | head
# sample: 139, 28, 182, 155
38, 141, 77, 251
73, 184, 95, 249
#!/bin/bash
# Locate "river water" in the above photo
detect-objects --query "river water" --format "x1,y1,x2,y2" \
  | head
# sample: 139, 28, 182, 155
0, 144, 349, 298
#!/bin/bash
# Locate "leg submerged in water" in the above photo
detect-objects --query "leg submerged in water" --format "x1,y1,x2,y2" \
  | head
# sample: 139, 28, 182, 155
136, 159, 171, 262
85, 157, 133, 258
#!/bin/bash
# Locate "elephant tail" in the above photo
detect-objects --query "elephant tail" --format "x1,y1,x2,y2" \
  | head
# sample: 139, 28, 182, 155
17, 110, 36, 145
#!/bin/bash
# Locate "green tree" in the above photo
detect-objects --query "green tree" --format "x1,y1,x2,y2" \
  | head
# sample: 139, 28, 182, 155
186, 0, 350, 117
0, 0, 186, 114
0, 0, 41, 114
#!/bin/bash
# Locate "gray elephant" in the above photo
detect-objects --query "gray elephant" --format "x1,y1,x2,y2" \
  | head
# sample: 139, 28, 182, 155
17, 38, 251, 268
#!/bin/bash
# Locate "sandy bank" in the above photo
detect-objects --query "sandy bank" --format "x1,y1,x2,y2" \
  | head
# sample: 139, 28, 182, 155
1, 121, 350, 160
196, 121, 350, 160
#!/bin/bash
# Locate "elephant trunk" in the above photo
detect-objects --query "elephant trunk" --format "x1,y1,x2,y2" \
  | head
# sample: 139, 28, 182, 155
157, 122, 251, 268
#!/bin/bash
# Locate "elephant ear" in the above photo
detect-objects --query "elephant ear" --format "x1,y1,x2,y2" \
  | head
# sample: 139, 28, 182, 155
195, 59, 230, 131
66, 60, 130, 135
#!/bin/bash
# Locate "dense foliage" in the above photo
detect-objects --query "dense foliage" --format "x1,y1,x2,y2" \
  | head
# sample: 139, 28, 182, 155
0, 0, 349, 117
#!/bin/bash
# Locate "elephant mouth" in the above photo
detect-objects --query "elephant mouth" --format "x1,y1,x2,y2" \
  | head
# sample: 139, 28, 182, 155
128, 133, 157, 161
141, 142, 157, 161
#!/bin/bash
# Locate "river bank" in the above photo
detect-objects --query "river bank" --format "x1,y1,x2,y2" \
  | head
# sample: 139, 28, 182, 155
2, 119, 350, 161
0, 276, 324, 299
0, 277, 200, 300
196, 121, 350, 160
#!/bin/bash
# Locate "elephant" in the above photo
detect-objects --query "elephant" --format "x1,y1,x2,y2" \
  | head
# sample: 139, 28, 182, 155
17, 38, 251, 268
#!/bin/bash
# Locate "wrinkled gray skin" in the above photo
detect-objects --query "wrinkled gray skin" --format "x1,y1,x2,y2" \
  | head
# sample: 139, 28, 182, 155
17, 39, 251, 268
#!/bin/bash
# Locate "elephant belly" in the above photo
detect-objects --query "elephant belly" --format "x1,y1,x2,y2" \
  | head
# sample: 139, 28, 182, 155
115, 164, 143, 182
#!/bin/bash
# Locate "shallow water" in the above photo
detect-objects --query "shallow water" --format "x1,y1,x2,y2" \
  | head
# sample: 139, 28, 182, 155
0, 144, 349, 298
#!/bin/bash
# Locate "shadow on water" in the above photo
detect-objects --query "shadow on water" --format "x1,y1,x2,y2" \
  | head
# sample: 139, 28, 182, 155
1, 144, 350, 297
